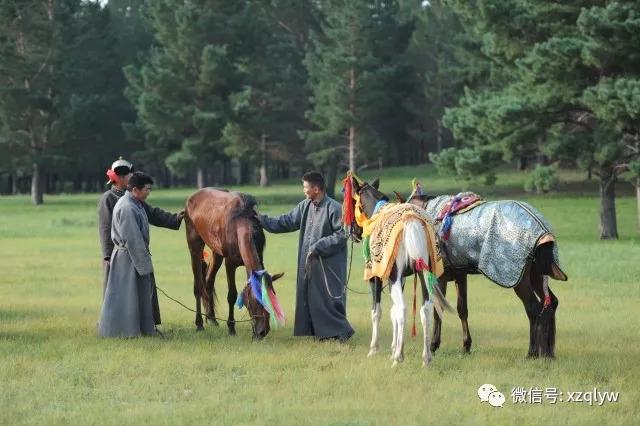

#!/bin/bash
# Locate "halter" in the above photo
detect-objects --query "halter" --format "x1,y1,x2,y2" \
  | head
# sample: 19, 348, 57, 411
235, 270, 285, 328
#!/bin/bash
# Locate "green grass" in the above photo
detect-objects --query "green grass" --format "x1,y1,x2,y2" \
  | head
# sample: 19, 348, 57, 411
1, 166, 639, 424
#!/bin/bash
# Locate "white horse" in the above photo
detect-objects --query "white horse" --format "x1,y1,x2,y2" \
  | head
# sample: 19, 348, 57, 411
347, 176, 449, 367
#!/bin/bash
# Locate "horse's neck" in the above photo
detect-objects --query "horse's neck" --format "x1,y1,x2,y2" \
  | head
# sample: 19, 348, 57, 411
424, 195, 451, 218
236, 221, 263, 273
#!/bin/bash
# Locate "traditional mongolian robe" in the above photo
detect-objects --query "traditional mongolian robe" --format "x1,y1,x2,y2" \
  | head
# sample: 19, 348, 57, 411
259, 196, 355, 339
98, 186, 181, 324
99, 192, 156, 337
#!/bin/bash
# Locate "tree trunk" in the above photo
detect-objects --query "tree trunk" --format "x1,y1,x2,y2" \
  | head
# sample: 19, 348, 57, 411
325, 157, 338, 199
196, 168, 205, 189
636, 177, 640, 231
348, 66, 356, 172
436, 119, 443, 153
598, 166, 618, 239
518, 155, 528, 170
31, 162, 43, 205
259, 132, 269, 187
537, 132, 549, 166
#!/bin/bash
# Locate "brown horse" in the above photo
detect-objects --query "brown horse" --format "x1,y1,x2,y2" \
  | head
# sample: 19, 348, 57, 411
184, 188, 283, 339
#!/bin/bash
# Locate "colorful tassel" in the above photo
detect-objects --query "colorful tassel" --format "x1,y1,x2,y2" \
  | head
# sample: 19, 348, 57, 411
243, 270, 286, 326
427, 271, 437, 298
373, 200, 388, 215
260, 277, 278, 328
267, 288, 286, 326
362, 236, 371, 262
342, 173, 354, 229
235, 293, 244, 309
439, 195, 462, 240
415, 258, 429, 272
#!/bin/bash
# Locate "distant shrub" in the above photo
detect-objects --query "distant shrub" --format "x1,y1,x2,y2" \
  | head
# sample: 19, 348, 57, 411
524, 165, 559, 193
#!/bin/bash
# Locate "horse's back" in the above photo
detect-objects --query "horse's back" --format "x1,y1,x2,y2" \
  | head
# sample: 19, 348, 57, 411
185, 188, 244, 250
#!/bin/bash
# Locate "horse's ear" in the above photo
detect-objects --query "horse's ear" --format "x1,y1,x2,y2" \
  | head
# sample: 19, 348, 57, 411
393, 191, 406, 203
371, 177, 380, 189
271, 272, 285, 282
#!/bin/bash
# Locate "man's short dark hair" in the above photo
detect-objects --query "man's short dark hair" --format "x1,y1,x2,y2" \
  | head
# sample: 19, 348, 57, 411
114, 165, 132, 176
128, 171, 154, 191
302, 171, 325, 191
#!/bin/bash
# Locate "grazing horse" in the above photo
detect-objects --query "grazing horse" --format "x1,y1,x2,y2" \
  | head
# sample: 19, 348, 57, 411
392, 185, 567, 358
343, 175, 451, 367
184, 188, 283, 340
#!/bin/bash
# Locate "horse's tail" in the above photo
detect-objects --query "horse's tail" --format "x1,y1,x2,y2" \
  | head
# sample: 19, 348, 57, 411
201, 252, 217, 313
403, 220, 452, 317
534, 242, 557, 357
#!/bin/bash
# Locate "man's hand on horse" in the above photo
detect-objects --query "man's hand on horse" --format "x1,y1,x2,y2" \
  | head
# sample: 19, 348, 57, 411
176, 210, 185, 222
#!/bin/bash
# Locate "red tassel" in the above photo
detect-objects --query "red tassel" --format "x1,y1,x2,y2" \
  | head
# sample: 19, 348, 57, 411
106, 168, 118, 183
415, 258, 429, 272
412, 274, 417, 338
342, 175, 354, 227
544, 295, 552, 307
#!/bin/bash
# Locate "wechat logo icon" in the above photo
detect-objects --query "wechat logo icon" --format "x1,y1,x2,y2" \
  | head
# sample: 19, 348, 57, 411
478, 384, 505, 408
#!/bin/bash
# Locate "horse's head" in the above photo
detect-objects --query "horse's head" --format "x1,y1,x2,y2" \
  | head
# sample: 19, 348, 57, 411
342, 174, 388, 242
240, 271, 285, 340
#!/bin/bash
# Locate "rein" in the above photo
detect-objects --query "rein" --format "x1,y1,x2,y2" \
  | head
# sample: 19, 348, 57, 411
155, 284, 260, 323
306, 238, 370, 299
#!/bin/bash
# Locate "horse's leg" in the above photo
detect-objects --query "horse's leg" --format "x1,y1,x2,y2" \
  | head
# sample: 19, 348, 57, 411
205, 253, 223, 326
418, 272, 434, 366
430, 278, 447, 353
390, 275, 406, 367
455, 274, 472, 353
513, 272, 542, 358
186, 220, 206, 331
367, 277, 383, 357
389, 278, 398, 359
224, 259, 238, 336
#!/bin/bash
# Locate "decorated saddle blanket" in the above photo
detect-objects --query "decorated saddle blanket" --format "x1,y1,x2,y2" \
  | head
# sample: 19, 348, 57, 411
424, 195, 568, 288
436, 192, 484, 221
362, 203, 444, 281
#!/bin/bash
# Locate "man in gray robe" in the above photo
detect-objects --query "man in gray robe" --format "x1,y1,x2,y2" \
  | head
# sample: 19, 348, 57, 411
99, 172, 158, 337
258, 171, 355, 341
98, 157, 183, 327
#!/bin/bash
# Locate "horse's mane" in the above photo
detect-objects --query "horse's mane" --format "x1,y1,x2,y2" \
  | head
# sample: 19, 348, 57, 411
409, 194, 437, 204
230, 192, 266, 262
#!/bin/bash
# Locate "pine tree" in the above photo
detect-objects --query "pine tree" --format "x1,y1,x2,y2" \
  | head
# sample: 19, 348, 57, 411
304, 1, 405, 175
0, 0, 79, 204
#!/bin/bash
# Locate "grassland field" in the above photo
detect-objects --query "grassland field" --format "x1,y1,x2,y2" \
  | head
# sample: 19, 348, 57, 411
1, 165, 638, 425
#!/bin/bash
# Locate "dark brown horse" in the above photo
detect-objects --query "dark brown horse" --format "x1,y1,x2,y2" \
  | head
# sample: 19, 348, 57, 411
402, 192, 564, 358
184, 188, 283, 339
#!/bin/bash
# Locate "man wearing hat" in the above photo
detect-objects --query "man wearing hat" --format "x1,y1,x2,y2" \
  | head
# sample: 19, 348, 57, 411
98, 157, 184, 329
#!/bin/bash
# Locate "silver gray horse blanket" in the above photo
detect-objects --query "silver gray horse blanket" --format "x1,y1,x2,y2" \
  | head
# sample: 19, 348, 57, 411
423, 195, 567, 288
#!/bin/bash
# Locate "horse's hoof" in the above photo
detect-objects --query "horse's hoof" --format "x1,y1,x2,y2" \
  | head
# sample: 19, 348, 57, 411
196, 325, 204, 332
392, 360, 399, 368
228, 328, 237, 336
423, 356, 432, 366
367, 347, 378, 357
430, 343, 440, 352
207, 318, 219, 327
